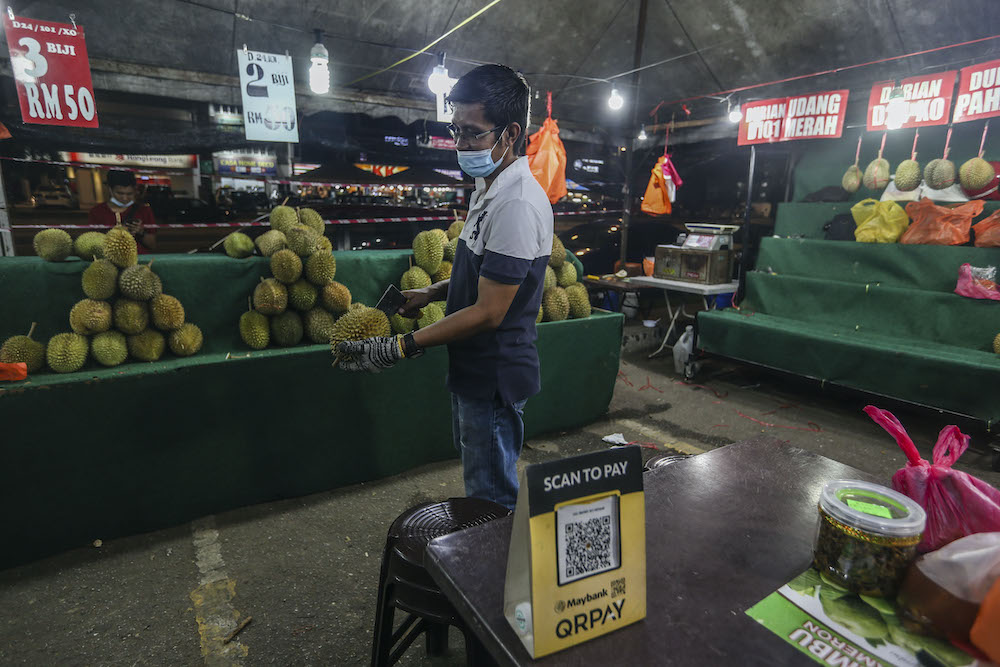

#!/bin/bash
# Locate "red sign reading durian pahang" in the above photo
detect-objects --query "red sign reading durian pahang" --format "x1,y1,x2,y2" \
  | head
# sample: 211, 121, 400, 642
953, 59, 1000, 123
738, 90, 849, 146
867, 71, 957, 130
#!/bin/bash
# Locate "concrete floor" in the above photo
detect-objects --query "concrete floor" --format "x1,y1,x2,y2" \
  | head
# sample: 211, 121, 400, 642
1, 345, 998, 666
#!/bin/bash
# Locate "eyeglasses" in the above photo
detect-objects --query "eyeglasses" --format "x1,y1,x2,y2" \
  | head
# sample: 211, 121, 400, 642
447, 124, 504, 145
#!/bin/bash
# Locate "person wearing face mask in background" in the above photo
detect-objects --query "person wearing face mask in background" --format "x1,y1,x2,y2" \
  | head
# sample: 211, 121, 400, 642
87, 169, 157, 252
336, 64, 553, 510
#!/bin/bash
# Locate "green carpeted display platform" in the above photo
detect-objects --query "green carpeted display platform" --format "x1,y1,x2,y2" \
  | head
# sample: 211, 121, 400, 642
0, 252, 622, 568
699, 237, 1000, 425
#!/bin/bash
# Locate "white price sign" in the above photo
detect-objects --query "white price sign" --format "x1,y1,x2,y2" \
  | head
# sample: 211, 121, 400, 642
237, 49, 298, 143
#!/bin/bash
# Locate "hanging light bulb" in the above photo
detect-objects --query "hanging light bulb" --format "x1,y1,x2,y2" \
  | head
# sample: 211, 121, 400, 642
428, 53, 454, 96
608, 87, 624, 111
728, 103, 742, 123
309, 29, 330, 95
637, 125, 647, 141
885, 86, 908, 130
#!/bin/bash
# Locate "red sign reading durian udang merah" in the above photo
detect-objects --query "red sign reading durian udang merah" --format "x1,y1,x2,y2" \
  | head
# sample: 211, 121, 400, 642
738, 90, 849, 146
953, 59, 1000, 123
867, 71, 957, 130
3, 13, 99, 128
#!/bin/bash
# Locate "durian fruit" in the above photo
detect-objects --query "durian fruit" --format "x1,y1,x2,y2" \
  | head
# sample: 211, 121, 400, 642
305, 251, 336, 285
413, 231, 444, 275
544, 265, 557, 291
401, 266, 432, 290
536, 308, 543, 324
433, 261, 452, 282
298, 208, 325, 234
150, 294, 185, 331
33, 228, 73, 262
330, 306, 392, 362
270, 311, 303, 347
69, 299, 112, 335
288, 279, 318, 311
555, 262, 577, 287
74, 231, 106, 260
447, 220, 464, 240
270, 205, 299, 234
119, 262, 160, 301
47, 332, 89, 373
549, 236, 566, 267
924, 158, 956, 190
304, 308, 336, 344
349, 302, 368, 312
960, 157, 994, 191
432, 300, 447, 313
168, 323, 203, 357
894, 160, 922, 192
127, 330, 165, 362
0, 322, 46, 372
255, 229, 287, 257
565, 283, 592, 319
321, 281, 352, 313
253, 278, 288, 315
994, 332, 1000, 354
240, 307, 269, 350
841, 165, 863, 193
113, 299, 149, 335
82, 259, 119, 300
270, 249, 303, 284
316, 235, 333, 254
286, 225, 322, 257
91, 331, 128, 367
444, 237, 459, 262
391, 314, 415, 335
542, 287, 570, 322
429, 228, 449, 246
417, 303, 445, 329
104, 225, 138, 268
863, 158, 890, 190
223, 232, 255, 259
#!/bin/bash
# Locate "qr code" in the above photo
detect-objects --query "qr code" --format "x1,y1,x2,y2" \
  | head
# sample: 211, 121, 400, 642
611, 577, 626, 598
563, 515, 612, 579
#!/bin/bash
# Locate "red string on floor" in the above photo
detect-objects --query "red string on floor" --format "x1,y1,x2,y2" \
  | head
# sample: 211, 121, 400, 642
638, 376, 664, 393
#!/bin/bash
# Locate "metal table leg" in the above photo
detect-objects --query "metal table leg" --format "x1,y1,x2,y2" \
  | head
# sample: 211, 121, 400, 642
648, 289, 681, 359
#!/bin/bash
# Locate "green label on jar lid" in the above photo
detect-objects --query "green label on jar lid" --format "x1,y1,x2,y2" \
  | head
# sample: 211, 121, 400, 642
846, 499, 893, 518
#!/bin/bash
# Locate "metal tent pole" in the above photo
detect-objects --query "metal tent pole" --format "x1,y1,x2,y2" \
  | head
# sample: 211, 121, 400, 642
737, 145, 756, 301
618, 0, 649, 271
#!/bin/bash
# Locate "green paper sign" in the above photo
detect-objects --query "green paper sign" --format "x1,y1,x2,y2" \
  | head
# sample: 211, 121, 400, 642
846, 499, 894, 518
746, 568, 974, 667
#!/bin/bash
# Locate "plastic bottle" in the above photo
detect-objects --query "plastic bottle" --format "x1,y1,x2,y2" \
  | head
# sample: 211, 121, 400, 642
673, 325, 695, 375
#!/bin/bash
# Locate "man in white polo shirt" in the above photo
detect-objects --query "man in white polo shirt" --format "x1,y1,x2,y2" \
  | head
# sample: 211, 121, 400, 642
337, 64, 553, 509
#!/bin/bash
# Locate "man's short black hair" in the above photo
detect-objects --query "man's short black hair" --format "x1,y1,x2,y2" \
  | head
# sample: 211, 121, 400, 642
447, 64, 530, 154
107, 170, 136, 188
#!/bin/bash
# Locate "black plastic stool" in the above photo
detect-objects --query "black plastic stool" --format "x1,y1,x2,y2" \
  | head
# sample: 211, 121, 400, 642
371, 497, 510, 666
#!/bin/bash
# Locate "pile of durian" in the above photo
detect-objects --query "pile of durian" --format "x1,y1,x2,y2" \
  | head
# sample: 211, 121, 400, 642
3, 226, 203, 374
541, 236, 592, 322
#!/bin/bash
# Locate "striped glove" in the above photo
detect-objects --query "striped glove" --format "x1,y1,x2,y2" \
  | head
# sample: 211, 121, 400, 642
336, 336, 404, 373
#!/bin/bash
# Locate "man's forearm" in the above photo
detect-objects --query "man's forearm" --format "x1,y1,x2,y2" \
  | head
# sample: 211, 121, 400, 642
428, 278, 449, 300
411, 303, 493, 349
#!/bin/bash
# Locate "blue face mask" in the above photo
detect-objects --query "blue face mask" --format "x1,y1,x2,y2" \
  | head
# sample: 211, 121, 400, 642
456, 131, 509, 178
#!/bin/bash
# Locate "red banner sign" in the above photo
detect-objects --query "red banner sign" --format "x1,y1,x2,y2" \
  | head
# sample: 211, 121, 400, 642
867, 72, 956, 130
3, 13, 98, 128
953, 59, 1000, 123
738, 90, 849, 146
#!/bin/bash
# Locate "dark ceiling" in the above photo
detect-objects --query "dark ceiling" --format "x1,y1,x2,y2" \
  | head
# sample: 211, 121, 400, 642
11, 0, 1000, 130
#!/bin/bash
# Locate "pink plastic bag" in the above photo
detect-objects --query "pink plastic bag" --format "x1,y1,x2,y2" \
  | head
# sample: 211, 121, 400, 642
954, 263, 1000, 300
864, 405, 1000, 553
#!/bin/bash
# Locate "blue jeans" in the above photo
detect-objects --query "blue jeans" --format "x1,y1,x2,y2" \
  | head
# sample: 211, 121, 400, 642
451, 393, 527, 510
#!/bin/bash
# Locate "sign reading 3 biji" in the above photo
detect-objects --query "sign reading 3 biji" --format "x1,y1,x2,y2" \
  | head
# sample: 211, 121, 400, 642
738, 90, 849, 145
236, 49, 299, 143
867, 72, 957, 130
953, 59, 1000, 123
3, 12, 98, 127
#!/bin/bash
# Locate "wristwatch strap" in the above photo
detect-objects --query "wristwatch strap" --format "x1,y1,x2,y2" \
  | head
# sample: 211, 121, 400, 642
402, 332, 424, 358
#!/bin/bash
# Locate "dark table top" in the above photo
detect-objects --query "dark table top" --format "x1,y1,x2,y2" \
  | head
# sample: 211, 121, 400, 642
424, 436, 881, 666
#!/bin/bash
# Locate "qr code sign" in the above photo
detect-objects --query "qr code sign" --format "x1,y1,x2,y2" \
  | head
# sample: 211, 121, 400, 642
556, 495, 621, 585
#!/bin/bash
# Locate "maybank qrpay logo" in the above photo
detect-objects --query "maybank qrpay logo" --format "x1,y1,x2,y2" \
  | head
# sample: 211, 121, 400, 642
555, 595, 625, 639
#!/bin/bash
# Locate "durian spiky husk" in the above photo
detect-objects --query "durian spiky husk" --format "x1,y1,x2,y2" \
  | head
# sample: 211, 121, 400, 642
959, 157, 994, 191
298, 208, 325, 234
894, 160, 921, 192
447, 220, 464, 240
0, 323, 46, 373
320, 281, 352, 313
841, 165, 863, 193
47, 332, 89, 373
253, 278, 288, 315
240, 310, 269, 349
270, 249, 303, 284
555, 262, 577, 287
304, 308, 337, 344
413, 230, 444, 275
168, 323, 203, 357
924, 158, 956, 190
74, 231, 106, 260
330, 306, 392, 361
305, 252, 336, 285
565, 283, 592, 318
549, 237, 566, 267
270, 206, 299, 234
255, 229, 287, 257
91, 331, 128, 367
33, 228, 73, 262
104, 225, 138, 268
127, 329, 165, 362
417, 303, 444, 329
444, 237, 459, 262
69, 299, 112, 335
150, 294, 185, 331
223, 232, 255, 259
82, 259, 119, 300
401, 266, 432, 291
542, 287, 570, 321
863, 158, 890, 190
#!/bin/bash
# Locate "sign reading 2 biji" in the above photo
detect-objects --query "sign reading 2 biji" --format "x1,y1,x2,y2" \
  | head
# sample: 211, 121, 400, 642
867, 72, 957, 130
237, 49, 299, 143
738, 90, 849, 146
953, 59, 1000, 123
3, 13, 98, 127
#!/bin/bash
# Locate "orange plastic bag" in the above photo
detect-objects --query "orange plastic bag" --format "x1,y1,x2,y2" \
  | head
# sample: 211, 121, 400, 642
973, 209, 1000, 247
641, 156, 671, 215
526, 115, 567, 205
901, 198, 984, 245
0, 362, 27, 381
971, 576, 1000, 663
